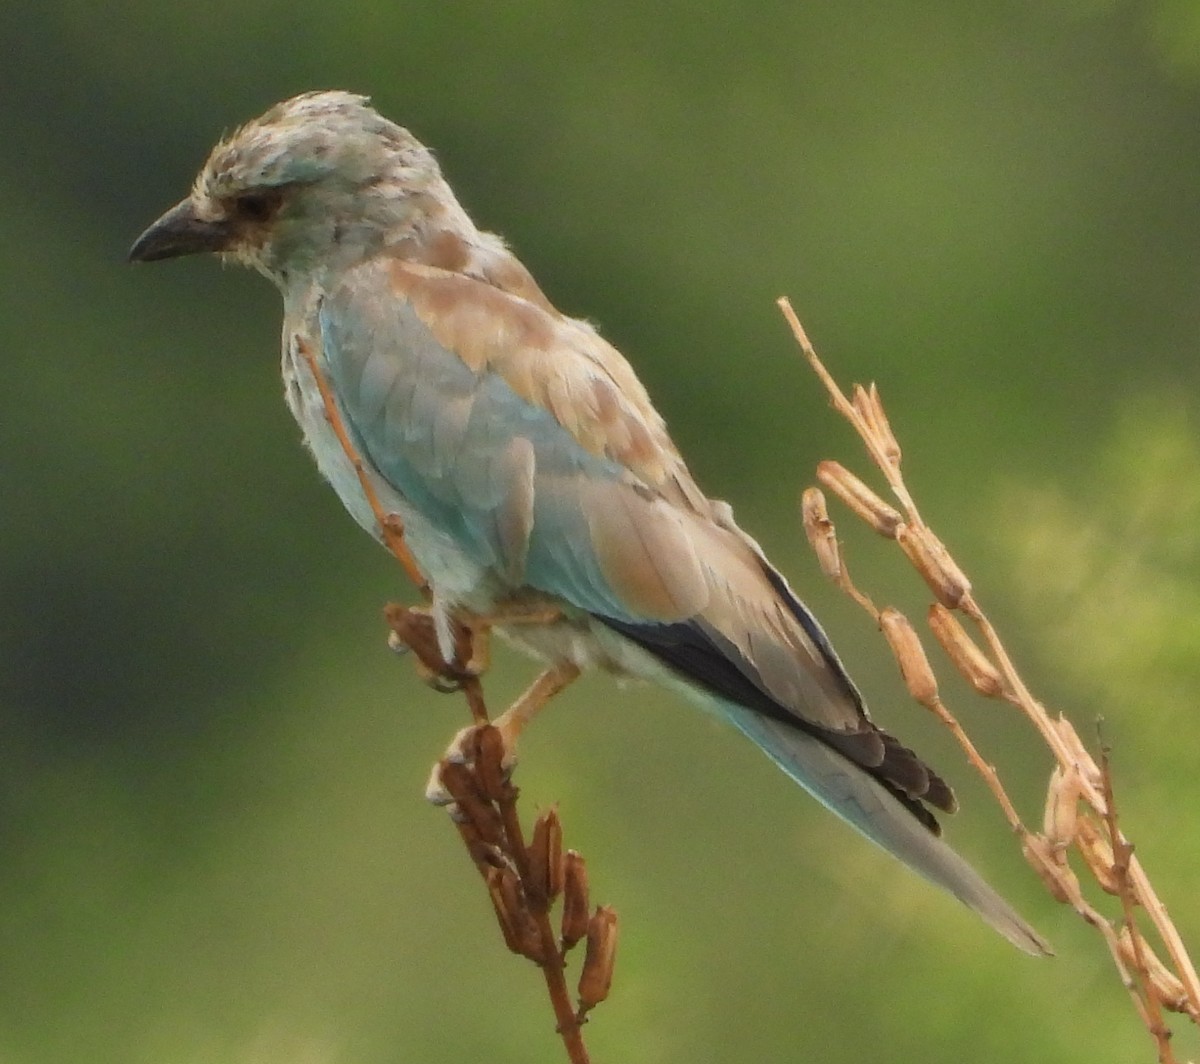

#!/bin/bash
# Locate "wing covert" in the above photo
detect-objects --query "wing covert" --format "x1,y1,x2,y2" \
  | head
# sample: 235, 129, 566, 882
313, 258, 710, 622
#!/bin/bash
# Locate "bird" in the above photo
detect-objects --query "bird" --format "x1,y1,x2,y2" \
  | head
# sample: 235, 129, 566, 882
130, 90, 1049, 955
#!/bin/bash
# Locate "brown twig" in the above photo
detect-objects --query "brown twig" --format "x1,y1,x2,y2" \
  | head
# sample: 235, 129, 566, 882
297, 335, 612, 1063
778, 296, 1200, 1061
1099, 738, 1177, 1060
431, 724, 602, 1064
294, 336, 429, 595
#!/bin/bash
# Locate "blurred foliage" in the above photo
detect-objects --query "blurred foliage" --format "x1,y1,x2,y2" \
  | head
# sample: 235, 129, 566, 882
1, 2, 1199, 1062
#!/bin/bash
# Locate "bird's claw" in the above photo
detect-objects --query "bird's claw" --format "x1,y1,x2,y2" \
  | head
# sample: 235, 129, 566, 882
384, 602, 484, 691
423, 668, 468, 694
424, 762, 456, 806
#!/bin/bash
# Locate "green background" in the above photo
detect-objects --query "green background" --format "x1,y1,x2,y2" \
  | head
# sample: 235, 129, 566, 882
4, 2, 1200, 1061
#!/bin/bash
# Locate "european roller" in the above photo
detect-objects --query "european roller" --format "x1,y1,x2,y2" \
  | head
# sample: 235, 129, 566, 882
130, 91, 1048, 955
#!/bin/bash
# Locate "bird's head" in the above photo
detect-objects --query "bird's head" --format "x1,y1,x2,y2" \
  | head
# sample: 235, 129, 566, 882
129, 91, 458, 284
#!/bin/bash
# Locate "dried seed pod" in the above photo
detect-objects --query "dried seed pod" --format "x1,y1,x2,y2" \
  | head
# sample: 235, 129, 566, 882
880, 608, 938, 707
437, 761, 505, 849
1043, 765, 1082, 851
577, 906, 619, 1012
561, 851, 591, 950
867, 383, 902, 465
486, 865, 541, 960
816, 460, 903, 537
383, 603, 446, 676
852, 382, 902, 466
451, 815, 502, 873
1116, 926, 1190, 1011
484, 865, 519, 952
897, 526, 970, 608
1075, 816, 1121, 895
926, 604, 1003, 697
473, 725, 511, 802
526, 807, 564, 908
800, 487, 843, 581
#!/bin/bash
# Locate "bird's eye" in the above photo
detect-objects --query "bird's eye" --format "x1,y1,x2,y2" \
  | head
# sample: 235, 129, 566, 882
233, 191, 282, 223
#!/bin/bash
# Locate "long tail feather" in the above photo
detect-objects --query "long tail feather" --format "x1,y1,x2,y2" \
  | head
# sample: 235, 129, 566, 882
725, 703, 1051, 956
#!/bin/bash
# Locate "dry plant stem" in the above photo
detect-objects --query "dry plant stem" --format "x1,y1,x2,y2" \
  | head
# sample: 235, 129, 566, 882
1130, 863, 1200, 1025
484, 752, 589, 1057
459, 675, 490, 726
1033, 830, 1164, 1050
826, 556, 880, 618
963, 597, 1200, 1023
924, 692, 1024, 833
295, 337, 429, 594
780, 299, 1112, 794
777, 299, 921, 520
440, 729, 591, 1064
777, 296, 1200, 1055
959, 600, 1096, 795
300, 338, 597, 1064
1100, 747, 1177, 1061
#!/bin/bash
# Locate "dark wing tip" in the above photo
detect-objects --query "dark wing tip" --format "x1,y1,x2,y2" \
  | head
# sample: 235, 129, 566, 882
595, 612, 957, 832
819, 725, 956, 832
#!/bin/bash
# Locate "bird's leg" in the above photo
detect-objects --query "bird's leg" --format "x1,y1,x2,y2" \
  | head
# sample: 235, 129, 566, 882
455, 603, 564, 677
492, 660, 582, 759
453, 614, 493, 677
388, 594, 576, 800
426, 661, 581, 804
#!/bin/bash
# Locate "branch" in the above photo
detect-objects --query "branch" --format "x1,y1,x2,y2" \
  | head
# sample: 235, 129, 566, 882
295, 336, 616, 1064
779, 297, 1200, 1063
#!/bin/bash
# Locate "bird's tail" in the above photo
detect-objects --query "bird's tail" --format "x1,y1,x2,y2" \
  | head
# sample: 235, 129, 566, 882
723, 702, 1052, 956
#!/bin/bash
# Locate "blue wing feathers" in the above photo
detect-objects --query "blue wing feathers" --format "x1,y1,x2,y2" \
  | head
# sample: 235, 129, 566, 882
318, 278, 634, 613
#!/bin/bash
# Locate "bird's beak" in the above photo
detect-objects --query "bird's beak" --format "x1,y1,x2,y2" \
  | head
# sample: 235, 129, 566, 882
128, 199, 235, 262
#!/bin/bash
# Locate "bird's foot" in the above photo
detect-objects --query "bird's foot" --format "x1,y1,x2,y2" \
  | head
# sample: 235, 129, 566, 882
385, 599, 567, 691
424, 662, 582, 806
384, 602, 483, 690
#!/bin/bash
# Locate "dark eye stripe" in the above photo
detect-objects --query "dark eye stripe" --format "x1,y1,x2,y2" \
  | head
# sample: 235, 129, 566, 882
233, 191, 283, 222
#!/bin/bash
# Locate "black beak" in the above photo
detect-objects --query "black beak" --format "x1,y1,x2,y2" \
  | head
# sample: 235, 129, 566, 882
128, 199, 235, 262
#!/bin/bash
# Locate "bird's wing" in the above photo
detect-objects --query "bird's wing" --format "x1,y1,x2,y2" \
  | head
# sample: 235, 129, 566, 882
315, 257, 711, 620
315, 256, 949, 812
